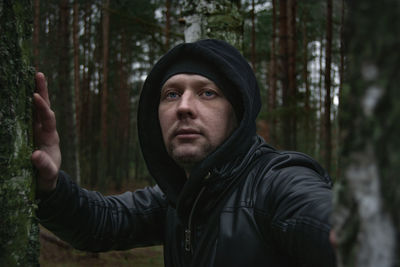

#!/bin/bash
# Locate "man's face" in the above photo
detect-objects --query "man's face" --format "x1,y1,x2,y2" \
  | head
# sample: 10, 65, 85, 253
158, 74, 237, 172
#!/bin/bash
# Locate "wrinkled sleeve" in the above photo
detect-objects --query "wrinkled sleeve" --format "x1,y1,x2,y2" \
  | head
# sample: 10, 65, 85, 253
37, 171, 168, 252
255, 162, 336, 267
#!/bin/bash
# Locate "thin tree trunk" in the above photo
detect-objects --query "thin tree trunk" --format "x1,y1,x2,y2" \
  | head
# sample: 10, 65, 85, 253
287, 0, 297, 149
324, 0, 333, 173
278, 0, 290, 149
339, 0, 345, 116
33, 0, 40, 71
101, 0, 110, 151
73, 0, 81, 185
302, 7, 311, 154
99, 0, 110, 186
0, 1, 39, 264
57, 0, 80, 183
318, 36, 324, 161
165, 0, 171, 50
302, 10, 310, 125
73, 1, 80, 134
269, 0, 277, 146
251, 0, 256, 72
115, 31, 131, 188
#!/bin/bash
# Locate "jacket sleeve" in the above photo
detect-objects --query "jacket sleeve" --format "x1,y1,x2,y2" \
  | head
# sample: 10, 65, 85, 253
37, 171, 168, 252
254, 153, 336, 267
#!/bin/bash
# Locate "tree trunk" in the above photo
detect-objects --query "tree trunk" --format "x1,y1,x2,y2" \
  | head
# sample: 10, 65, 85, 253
324, 0, 333, 173
182, 0, 243, 51
287, 0, 297, 150
100, 0, 110, 186
0, 0, 39, 265
165, 0, 171, 50
57, 0, 80, 183
317, 36, 324, 160
278, 0, 291, 149
333, 1, 400, 266
33, 0, 40, 71
251, 0, 256, 72
73, 0, 81, 185
101, 0, 110, 151
268, 0, 278, 146
302, 6, 311, 154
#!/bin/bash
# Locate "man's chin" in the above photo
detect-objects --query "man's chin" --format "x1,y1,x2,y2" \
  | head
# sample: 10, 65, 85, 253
173, 154, 203, 166
168, 143, 214, 169
170, 150, 206, 168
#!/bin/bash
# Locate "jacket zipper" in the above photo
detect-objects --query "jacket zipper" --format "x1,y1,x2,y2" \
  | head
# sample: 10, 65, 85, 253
184, 186, 207, 253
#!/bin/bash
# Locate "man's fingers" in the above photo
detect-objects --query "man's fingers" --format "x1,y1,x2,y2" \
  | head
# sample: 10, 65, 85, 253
33, 92, 56, 132
35, 72, 50, 107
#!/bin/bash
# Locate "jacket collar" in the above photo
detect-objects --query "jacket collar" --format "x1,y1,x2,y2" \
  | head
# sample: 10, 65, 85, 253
176, 136, 271, 223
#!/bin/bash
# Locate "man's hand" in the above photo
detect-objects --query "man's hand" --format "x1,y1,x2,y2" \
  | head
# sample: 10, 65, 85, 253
31, 72, 61, 193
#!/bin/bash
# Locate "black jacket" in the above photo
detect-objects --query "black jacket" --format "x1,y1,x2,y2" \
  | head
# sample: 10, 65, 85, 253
38, 40, 335, 266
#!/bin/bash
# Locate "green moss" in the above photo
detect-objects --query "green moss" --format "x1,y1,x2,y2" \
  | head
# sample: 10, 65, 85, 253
204, 3, 243, 52
0, 0, 38, 265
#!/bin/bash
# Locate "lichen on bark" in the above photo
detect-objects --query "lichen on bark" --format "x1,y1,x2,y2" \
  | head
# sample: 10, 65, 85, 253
0, 0, 39, 265
182, 0, 243, 52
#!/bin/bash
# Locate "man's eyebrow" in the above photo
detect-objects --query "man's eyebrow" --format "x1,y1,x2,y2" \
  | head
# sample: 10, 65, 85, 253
162, 79, 218, 90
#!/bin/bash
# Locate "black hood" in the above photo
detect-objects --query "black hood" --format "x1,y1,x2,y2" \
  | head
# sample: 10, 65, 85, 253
138, 39, 261, 206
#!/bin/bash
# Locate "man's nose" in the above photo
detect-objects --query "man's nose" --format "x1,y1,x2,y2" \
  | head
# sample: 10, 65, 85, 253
177, 91, 196, 118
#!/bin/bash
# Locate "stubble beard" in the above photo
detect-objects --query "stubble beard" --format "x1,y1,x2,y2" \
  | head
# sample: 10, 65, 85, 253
167, 141, 214, 172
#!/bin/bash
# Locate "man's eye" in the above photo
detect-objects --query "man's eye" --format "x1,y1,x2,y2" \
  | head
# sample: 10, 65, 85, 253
165, 91, 179, 99
202, 90, 216, 98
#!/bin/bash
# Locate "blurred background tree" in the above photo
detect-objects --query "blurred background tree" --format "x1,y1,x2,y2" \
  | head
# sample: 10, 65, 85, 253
333, 1, 400, 266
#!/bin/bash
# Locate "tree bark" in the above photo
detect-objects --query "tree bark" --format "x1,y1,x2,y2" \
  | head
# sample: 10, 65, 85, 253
99, 0, 110, 186
268, 0, 278, 146
182, 0, 243, 51
333, 1, 400, 266
302, 8, 310, 132
251, 0, 256, 72
101, 0, 110, 151
287, 0, 297, 150
165, 0, 171, 50
57, 0, 80, 183
73, 0, 81, 185
302, 5, 312, 155
0, 0, 39, 265
33, 0, 40, 71
324, 0, 333, 173
278, 0, 291, 149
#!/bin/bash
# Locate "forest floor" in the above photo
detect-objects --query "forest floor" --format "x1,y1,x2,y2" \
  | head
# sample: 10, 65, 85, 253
39, 226, 164, 267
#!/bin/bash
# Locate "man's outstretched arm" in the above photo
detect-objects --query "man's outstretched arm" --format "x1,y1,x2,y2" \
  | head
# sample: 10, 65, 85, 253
32, 73, 167, 250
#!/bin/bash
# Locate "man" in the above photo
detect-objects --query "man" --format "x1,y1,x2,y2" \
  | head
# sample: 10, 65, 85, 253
33, 39, 335, 266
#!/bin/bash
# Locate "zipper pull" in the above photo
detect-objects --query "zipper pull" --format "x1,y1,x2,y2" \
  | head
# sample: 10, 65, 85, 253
184, 228, 191, 252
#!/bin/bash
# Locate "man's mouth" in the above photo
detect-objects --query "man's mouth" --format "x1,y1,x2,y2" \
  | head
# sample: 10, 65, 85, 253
174, 128, 201, 139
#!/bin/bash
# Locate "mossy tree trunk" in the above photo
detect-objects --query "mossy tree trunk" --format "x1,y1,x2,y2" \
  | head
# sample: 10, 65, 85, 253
182, 0, 243, 52
333, 1, 400, 266
0, 0, 39, 265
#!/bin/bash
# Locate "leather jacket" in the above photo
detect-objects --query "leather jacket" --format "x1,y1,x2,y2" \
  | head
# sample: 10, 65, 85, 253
38, 136, 335, 267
